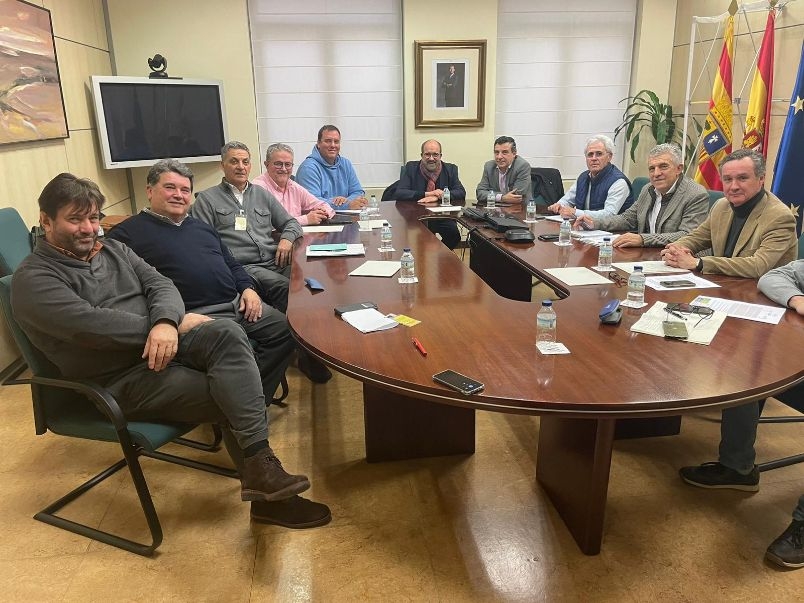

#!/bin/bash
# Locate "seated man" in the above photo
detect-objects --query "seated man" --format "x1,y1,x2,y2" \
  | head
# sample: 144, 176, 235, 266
574, 143, 708, 247
192, 142, 331, 384
107, 159, 293, 402
548, 134, 633, 220
11, 173, 330, 528
757, 260, 804, 569
476, 135, 532, 206
396, 139, 466, 249
252, 143, 335, 225
670, 149, 796, 493
295, 125, 368, 210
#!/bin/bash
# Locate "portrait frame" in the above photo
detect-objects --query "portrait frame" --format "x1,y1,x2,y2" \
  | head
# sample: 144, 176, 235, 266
0, 0, 69, 146
415, 40, 486, 128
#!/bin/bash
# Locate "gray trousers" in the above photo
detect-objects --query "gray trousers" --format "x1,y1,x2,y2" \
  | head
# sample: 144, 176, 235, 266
104, 319, 269, 450
191, 294, 294, 398
244, 263, 290, 313
718, 401, 760, 474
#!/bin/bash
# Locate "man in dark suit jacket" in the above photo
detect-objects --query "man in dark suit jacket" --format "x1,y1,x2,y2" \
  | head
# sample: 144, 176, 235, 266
396, 139, 466, 249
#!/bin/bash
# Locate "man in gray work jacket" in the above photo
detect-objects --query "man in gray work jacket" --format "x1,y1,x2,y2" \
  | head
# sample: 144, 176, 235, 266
192, 141, 331, 383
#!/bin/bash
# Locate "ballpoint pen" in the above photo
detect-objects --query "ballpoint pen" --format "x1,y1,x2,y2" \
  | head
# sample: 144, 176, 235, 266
668, 309, 686, 320
412, 337, 427, 356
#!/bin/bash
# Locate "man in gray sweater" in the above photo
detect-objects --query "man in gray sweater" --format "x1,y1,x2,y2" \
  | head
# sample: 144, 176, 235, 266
574, 143, 709, 247
11, 173, 330, 528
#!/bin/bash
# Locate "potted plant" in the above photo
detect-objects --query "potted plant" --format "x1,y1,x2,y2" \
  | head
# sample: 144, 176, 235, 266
614, 89, 699, 167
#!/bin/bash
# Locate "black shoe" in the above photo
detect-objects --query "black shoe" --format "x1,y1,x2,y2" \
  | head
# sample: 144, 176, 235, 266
241, 447, 310, 502
679, 462, 759, 491
766, 520, 804, 568
251, 496, 332, 529
298, 352, 332, 384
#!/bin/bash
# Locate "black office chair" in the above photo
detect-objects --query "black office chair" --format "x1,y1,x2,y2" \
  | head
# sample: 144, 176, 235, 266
530, 167, 564, 206
0, 274, 238, 555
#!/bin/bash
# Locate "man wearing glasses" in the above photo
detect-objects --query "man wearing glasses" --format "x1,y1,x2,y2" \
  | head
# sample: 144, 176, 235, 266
547, 134, 634, 220
253, 143, 335, 225
574, 143, 708, 247
476, 135, 532, 206
396, 139, 466, 249
670, 149, 797, 495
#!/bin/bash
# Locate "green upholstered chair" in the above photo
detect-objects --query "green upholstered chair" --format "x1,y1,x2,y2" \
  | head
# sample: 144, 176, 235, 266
630, 176, 649, 201
706, 189, 725, 208
0, 274, 238, 556
0, 208, 32, 277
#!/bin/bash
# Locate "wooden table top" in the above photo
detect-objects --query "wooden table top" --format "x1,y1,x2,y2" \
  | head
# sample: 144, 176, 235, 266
286, 202, 804, 418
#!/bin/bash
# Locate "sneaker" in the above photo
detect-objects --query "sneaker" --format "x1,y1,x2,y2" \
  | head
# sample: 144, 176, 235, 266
251, 496, 332, 529
678, 462, 759, 491
766, 520, 804, 568
241, 447, 310, 502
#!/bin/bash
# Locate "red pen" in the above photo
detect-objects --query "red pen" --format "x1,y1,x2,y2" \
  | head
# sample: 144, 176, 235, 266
412, 337, 427, 357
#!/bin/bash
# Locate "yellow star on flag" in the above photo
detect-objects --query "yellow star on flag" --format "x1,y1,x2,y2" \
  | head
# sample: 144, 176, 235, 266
790, 203, 800, 220
793, 96, 804, 114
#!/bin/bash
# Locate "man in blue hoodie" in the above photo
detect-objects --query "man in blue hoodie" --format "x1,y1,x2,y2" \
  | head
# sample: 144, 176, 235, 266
295, 125, 368, 209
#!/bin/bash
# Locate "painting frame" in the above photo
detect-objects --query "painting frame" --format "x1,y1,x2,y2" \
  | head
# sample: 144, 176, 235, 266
415, 40, 486, 128
0, 0, 69, 146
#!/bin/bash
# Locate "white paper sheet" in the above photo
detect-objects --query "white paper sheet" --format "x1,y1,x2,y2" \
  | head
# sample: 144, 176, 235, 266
348, 261, 402, 277
358, 219, 385, 231
427, 205, 462, 213
689, 295, 786, 324
612, 261, 689, 275
302, 225, 344, 233
543, 267, 613, 286
334, 209, 363, 214
306, 243, 365, 258
630, 302, 727, 345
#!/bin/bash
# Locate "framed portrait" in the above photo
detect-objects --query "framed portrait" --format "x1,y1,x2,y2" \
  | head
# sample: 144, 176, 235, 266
415, 40, 486, 128
0, 0, 69, 146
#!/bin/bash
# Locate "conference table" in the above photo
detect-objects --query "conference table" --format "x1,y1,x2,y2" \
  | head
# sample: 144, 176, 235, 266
285, 201, 804, 555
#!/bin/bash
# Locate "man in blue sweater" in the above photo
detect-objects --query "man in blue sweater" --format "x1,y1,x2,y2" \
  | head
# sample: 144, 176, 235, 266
108, 160, 294, 404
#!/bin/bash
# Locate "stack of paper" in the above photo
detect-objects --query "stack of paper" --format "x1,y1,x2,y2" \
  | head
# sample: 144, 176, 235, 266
630, 302, 727, 345
341, 308, 399, 333
348, 261, 401, 277
612, 261, 687, 274
427, 205, 461, 213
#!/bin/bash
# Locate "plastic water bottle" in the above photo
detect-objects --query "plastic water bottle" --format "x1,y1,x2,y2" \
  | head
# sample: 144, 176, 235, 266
359, 204, 370, 228
369, 194, 379, 216
526, 199, 537, 222
486, 191, 496, 210
400, 248, 416, 283
380, 221, 392, 251
536, 300, 557, 343
627, 265, 646, 304
442, 187, 451, 206
558, 217, 572, 245
598, 237, 613, 269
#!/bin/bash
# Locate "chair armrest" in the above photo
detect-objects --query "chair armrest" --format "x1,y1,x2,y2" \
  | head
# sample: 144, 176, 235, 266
30, 375, 129, 432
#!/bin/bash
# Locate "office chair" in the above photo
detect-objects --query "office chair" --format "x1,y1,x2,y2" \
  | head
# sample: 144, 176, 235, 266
530, 167, 564, 206
706, 189, 725, 208
0, 274, 239, 556
630, 176, 649, 201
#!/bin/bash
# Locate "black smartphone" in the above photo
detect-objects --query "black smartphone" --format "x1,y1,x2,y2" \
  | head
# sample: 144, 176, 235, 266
334, 301, 377, 316
659, 280, 695, 288
433, 370, 485, 396
538, 234, 560, 242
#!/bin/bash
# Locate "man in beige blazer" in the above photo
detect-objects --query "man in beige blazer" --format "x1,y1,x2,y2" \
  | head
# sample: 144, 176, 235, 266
667, 149, 798, 495
661, 148, 797, 278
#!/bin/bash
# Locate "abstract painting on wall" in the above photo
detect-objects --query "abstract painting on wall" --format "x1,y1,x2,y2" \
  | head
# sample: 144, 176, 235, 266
0, 0, 68, 145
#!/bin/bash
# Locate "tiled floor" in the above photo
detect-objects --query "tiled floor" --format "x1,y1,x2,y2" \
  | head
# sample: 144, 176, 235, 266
1, 366, 804, 602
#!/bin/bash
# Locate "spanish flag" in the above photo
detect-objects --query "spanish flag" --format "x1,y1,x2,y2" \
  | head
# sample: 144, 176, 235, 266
742, 9, 775, 157
695, 15, 734, 191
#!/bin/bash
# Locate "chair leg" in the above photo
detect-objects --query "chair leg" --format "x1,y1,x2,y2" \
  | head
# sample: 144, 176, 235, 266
143, 448, 239, 479
758, 453, 804, 472
271, 375, 289, 407
174, 423, 224, 452
34, 448, 163, 557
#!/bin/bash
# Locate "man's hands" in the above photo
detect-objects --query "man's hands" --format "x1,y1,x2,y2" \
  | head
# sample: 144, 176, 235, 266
789, 296, 804, 315
335, 196, 368, 209
142, 321, 178, 372
661, 243, 698, 270
275, 238, 293, 268
501, 190, 523, 204
305, 207, 330, 225
239, 288, 263, 322
417, 190, 442, 204
178, 312, 213, 335
612, 233, 644, 248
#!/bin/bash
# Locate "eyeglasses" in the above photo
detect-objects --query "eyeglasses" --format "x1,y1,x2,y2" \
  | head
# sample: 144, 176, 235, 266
608, 272, 628, 287
271, 162, 294, 170
585, 151, 608, 158
664, 303, 714, 328
422, 153, 441, 158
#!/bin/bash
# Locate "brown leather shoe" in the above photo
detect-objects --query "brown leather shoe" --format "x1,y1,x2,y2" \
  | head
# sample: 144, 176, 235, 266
251, 496, 332, 529
241, 447, 310, 502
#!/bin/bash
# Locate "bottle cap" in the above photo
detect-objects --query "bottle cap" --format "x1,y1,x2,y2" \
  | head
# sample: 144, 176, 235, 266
541, 299, 552, 307
403, 247, 411, 252
634, 265, 643, 271
603, 237, 610, 241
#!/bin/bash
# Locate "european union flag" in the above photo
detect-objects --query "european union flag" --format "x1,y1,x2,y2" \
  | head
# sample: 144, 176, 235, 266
772, 42, 804, 236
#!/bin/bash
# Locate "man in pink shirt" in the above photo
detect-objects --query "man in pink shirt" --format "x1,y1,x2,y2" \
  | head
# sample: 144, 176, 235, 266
252, 143, 335, 225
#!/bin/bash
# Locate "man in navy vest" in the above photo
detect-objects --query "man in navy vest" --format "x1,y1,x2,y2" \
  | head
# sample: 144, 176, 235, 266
548, 134, 633, 220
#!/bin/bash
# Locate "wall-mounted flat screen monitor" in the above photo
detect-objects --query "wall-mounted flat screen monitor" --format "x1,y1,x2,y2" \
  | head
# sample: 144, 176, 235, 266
90, 75, 227, 169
